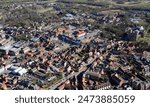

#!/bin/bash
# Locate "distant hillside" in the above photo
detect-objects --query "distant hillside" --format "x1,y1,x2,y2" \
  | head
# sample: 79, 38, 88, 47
57, 0, 150, 9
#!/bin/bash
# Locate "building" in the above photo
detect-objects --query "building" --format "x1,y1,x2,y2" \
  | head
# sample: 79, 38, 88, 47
73, 30, 87, 39
58, 35, 81, 46
0, 24, 3, 30
62, 13, 74, 20
84, 71, 102, 81
0, 45, 12, 55
129, 78, 147, 90
143, 65, 150, 76
13, 41, 26, 48
97, 83, 112, 90
0, 38, 12, 46
0, 64, 12, 75
130, 18, 142, 24
143, 51, 150, 61
8, 47, 20, 56
21, 47, 30, 54
7, 66, 28, 76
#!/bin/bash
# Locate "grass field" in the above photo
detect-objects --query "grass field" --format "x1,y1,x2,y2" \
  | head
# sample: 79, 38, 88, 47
0, 0, 56, 2
57, 0, 150, 9
137, 33, 150, 42
1, 0, 150, 7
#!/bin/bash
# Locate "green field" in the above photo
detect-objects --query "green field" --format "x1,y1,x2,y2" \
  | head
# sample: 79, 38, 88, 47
1, 0, 150, 8
57, 0, 150, 9
0, 0, 56, 2
137, 33, 150, 42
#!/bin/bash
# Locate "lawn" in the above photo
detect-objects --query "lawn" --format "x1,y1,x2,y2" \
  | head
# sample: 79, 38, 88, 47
137, 33, 150, 42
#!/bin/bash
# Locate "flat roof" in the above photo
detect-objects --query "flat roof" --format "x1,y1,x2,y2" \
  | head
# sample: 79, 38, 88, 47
0, 45, 12, 51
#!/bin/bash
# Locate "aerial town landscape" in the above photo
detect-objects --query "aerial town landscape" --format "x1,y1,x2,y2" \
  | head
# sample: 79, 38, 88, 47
0, 0, 150, 90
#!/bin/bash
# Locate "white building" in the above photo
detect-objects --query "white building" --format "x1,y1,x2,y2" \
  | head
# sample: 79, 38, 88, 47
0, 64, 12, 75
7, 66, 28, 76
